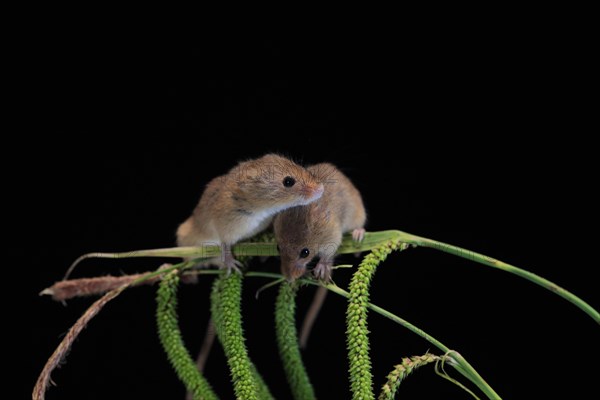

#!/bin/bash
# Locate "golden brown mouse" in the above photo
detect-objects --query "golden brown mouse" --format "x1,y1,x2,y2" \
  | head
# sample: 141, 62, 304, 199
176, 153, 325, 273
178, 154, 324, 395
274, 163, 366, 282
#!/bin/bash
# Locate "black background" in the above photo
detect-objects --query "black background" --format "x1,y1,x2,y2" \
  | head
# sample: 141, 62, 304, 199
26, 29, 598, 400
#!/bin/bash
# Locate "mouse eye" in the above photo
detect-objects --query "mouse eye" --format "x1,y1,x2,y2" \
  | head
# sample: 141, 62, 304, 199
299, 248, 310, 258
283, 176, 296, 187
276, 244, 281, 253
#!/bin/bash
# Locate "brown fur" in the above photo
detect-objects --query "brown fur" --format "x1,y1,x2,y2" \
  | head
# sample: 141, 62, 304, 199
274, 163, 366, 281
176, 154, 324, 269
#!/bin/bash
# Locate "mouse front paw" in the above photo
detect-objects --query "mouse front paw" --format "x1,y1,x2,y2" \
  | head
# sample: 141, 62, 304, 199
313, 261, 332, 282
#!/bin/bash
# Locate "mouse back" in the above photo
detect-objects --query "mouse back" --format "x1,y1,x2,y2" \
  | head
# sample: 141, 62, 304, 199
308, 163, 366, 234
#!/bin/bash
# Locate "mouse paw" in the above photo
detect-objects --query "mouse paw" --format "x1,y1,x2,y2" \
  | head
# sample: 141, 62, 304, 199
352, 228, 365, 242
313, 261, 332, 282
223, 258, 244, 275
222, 249, 244, 275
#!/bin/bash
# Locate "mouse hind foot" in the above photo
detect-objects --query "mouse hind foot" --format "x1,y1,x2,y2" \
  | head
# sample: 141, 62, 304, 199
222, 244, 244, 275
351, 228, 366, 258
352, 228, 365, 242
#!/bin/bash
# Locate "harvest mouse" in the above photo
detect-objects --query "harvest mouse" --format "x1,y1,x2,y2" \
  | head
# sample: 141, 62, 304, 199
274, 163, 366, 281
176, 153, 325, 273
273, 163, 366, 348
178, 154, 324, 390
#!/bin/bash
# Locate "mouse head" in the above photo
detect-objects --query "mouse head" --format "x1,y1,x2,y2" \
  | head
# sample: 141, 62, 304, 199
274, 205, 340, 281
274, 208, 317, 281
278, 242, 318, 281
230, 154, 324, 209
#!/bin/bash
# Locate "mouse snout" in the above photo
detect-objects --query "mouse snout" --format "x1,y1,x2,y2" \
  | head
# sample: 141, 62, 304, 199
282, 261, 307, 282
289, 266, 306, 281
302, 182, 324, 202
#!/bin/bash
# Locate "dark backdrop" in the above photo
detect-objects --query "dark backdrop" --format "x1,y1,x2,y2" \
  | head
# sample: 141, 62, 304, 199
26, 34, 597, 399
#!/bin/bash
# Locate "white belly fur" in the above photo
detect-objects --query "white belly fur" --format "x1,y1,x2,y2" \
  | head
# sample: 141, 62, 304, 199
225, 210, 274, 244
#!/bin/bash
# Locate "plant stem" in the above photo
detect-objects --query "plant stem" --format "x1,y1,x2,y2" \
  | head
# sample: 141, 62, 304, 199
345, 238, 405, 399
65, 230, 599, 325
328, 284, 501, 399
211, 274, 260, 400
275, 282, 316, 400
394, 231, 600, 325
156, 270, 218, 400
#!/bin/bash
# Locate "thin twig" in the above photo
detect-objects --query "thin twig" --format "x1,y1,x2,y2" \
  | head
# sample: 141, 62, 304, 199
33, 284, 128, 400
40, 272, 198, 302
34, 262, 192, 400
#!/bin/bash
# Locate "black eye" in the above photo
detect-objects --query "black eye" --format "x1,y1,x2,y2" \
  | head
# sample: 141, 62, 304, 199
276, 245, 281, 252
299, 248, 310, 258
283, 176, 296, 187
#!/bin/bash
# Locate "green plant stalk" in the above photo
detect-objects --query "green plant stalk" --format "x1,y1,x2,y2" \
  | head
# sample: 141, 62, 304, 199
68, 230, 599, 324
346, 238, 406, 400
211, 274, 259, 400
378, 353, 440, 400
66, 230, 599, 325
156, 270, 218, 400
66, 231, 394, 265
401, 232, 600, 325
61, 227, 597, 399
69, 259, 584, 400
37, 266, 496, 400
275, 282, 316, 400
328, 284, 501, 400
63, 231, 392, 278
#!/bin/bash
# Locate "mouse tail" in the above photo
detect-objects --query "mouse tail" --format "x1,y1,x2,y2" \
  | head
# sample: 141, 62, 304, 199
299, 285, 328, 348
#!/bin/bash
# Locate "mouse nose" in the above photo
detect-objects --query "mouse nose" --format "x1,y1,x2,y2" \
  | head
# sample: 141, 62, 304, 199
283, 263, 306, 281
304, 182, 324, 201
